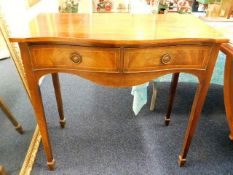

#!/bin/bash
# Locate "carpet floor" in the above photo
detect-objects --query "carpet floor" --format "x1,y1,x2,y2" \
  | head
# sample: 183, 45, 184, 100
31, 73, 233, 175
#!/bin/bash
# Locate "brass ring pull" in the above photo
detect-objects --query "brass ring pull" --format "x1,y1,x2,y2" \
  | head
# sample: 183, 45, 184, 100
70, 52, 82, 64
161, 53, 172, 65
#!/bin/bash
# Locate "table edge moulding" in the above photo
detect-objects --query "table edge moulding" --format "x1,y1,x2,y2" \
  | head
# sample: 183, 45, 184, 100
9, 13, 229, 170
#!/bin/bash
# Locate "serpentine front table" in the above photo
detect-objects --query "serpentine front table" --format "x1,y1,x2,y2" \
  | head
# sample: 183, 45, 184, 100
9, 13, 228, 170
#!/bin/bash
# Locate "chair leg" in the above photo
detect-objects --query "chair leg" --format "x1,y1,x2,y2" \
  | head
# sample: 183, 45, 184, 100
165, 73, 180, 126
150, 82, 158, 111
51, 73, 66, 128
0, 165, 7, 175
227, 3, 233, 19
0, 98, 24, 134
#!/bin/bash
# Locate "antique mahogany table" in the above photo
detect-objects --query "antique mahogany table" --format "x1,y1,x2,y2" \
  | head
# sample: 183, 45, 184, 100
9, 13, 228, 170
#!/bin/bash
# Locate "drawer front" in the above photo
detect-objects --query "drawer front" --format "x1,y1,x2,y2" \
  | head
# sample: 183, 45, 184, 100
123, 45, 212, 72
30, 45, 120, 72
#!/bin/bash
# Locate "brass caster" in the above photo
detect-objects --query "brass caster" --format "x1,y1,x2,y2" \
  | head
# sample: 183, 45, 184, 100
59, 118, 66, 128
15, 124, 24, 134
47, 159, 56, 170
229, 133, 233, 141
164, 117, 171, 126
178, 155, 186, 167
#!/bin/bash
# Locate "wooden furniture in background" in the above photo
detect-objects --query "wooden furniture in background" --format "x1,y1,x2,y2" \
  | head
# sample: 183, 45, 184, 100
149, 81, 158, 111
227, 2, 233, 19
205, 0, 233, 18
221, 43, 233, 140
220, 0, 233, 18
0, 98, 24, 134
9, 13, 228, 170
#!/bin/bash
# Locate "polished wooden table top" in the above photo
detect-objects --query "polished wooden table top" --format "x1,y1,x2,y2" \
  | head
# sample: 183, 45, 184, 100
9, 13, 228, 45
213, 23, 233, 44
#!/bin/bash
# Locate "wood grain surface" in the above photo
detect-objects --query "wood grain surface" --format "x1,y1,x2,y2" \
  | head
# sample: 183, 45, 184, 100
9, 13, 228, 45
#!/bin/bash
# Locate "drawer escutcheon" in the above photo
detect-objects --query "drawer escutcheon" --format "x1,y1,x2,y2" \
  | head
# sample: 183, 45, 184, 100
161, 53, 172, 65
70, 52, 82, 64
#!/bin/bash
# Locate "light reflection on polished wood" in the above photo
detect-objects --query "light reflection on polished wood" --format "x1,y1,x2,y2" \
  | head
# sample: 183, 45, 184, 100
10, 13, 227, 44
9, 13, 228, 170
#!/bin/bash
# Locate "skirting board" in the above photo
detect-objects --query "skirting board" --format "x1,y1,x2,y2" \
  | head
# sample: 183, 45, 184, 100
19, 125, 41, 175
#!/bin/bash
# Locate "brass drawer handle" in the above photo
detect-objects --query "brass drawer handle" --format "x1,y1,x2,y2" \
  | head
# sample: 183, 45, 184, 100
70, 53, 82, 64
161, 54, 172, 65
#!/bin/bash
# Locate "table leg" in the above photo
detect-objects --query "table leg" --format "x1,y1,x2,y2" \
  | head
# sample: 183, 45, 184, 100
30, 82, 55, 170
0, 98, 24, 134
149, 82, 157, 111
165, 73, 180, 126
52, 73, 66, 128
178, 44, 220, 166
178, 81, 211, 166
18, 43, 55, 170
226, 2, 233, 19
224, 56, 233, 140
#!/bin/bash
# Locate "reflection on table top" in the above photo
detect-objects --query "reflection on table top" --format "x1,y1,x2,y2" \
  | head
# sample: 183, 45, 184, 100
9, 13, 228, 45
206, 22, 233, 44
218, 26, 233, 44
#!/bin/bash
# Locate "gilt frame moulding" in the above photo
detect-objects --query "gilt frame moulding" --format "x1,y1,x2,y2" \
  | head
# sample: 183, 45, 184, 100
19, 126, 41, 175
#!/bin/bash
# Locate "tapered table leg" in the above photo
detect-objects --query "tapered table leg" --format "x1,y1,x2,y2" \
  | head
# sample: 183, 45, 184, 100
178, 45, 220, 166
224, 56, 233, 140
165, 73, 180, 126
19, 43, 55, 170
30, 82, 56, 170
52, 73, 66, 128
179, 82, 211, 166
0, 98, 24, 134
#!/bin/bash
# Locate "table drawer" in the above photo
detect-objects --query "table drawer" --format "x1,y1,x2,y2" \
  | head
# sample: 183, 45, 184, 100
123, 45, 212, 72
30, 45, 120, 72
